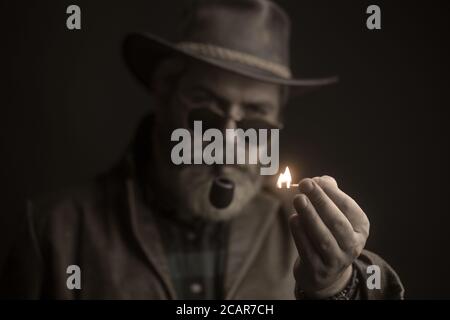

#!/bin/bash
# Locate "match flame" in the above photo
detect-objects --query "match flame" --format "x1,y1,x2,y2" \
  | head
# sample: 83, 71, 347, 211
277, 166, 292, 188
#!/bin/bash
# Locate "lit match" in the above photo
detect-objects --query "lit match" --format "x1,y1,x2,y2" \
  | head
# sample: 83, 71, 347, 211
277, 166, 299, 188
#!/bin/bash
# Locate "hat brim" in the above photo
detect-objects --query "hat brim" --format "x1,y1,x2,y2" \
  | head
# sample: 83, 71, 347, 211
123, 32, 338, 95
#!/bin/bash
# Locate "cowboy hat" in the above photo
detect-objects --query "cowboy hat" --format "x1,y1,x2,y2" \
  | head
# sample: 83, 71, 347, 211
123, 0, 338, 94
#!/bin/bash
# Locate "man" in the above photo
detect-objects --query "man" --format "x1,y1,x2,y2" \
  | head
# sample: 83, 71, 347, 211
1, 0, 403, 299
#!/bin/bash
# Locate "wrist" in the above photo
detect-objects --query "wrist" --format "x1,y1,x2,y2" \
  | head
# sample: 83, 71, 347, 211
299, 265, 354, 299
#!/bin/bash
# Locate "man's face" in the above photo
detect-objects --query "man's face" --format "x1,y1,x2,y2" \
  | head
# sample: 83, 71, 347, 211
153, 61, 282, 221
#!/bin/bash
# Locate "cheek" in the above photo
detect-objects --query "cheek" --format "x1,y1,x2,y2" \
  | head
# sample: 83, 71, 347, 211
269, 109, 282, 123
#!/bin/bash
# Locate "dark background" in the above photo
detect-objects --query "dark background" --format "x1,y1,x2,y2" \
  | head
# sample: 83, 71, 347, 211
1, 0, 449, 298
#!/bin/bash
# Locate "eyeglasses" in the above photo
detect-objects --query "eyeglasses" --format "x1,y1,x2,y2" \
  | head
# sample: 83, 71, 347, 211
176, 91, 283, 132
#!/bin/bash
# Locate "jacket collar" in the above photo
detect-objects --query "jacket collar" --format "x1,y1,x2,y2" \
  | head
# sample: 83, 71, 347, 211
120, 153, 282, 299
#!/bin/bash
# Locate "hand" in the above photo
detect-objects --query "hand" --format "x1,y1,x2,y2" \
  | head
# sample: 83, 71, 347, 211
289, 176, 370, 299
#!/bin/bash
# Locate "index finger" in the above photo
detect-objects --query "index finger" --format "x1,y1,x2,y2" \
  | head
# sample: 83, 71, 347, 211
314, 176, 370, 237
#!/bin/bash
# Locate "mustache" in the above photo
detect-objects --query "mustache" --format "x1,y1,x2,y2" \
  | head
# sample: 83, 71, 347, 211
212, 163, 260, 181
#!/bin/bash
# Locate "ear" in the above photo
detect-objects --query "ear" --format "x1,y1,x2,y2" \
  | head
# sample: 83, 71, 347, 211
150, 57, 186, 99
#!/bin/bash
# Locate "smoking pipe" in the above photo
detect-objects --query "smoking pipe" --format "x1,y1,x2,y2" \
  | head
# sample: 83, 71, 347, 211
209, 177, 235, 209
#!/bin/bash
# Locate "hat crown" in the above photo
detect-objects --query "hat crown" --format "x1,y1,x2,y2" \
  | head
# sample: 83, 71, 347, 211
123, 0, 337, 92
179, 0, 291, 68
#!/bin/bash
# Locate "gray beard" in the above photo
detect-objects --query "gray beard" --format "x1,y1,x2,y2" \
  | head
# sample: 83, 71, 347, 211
172, 165, 263, 222
150, 120, 263, 222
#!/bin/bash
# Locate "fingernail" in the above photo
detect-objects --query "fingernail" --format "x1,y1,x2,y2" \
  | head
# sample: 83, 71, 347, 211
299, 179, 315, 193
294, 194, 308, 210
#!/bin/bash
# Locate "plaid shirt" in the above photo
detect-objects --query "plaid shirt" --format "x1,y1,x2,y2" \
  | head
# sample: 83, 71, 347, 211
155, 213, 229, 299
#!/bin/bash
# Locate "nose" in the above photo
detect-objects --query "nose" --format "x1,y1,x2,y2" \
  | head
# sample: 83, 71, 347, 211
224, 118, 237, 130
224, 104, 244, 129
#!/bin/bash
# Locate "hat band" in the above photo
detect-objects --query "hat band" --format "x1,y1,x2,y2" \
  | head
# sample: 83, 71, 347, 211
177, 42, 292, 79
